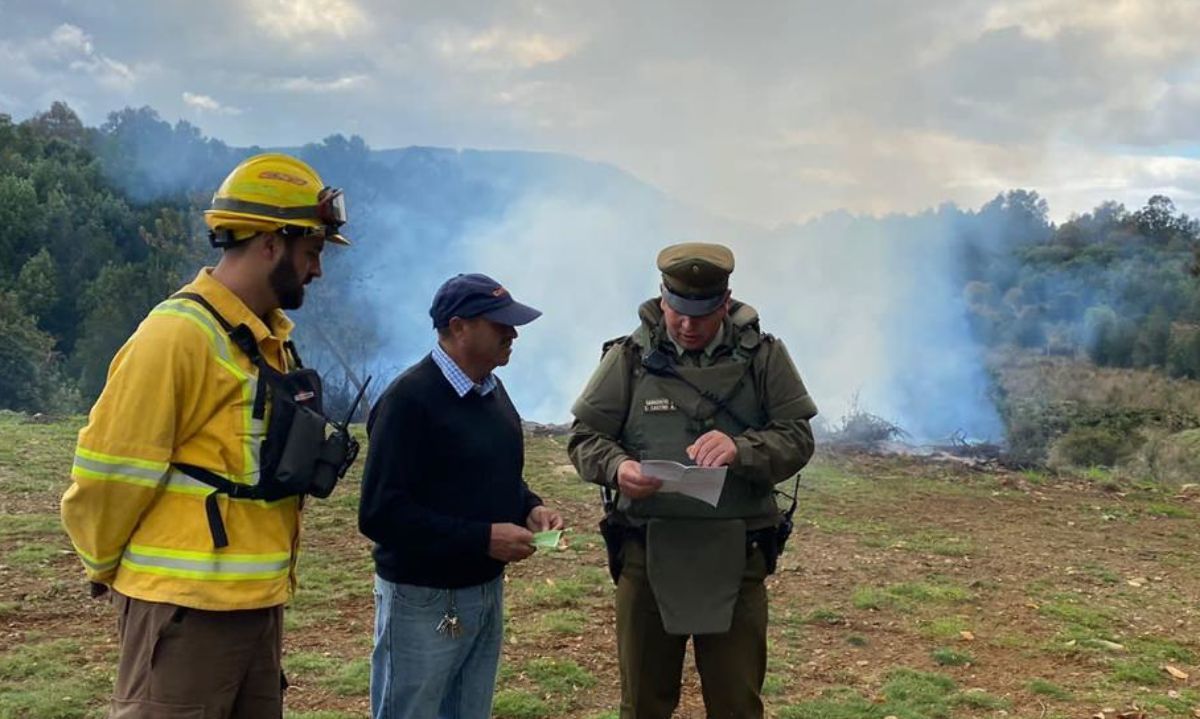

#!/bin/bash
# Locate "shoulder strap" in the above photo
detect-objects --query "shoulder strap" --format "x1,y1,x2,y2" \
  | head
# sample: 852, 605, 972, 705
601, 335, 630, 359
172, 291, 280, 420
171, 292, 264, 364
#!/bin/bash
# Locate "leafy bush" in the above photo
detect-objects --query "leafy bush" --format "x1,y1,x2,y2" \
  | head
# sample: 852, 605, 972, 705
1048, 426, 1129, 468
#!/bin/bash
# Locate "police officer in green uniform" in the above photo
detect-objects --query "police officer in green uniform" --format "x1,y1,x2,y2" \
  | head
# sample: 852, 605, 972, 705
568, 242, 818, 719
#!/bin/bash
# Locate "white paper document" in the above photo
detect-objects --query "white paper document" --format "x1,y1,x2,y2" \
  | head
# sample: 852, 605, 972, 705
640, 460, 727, 507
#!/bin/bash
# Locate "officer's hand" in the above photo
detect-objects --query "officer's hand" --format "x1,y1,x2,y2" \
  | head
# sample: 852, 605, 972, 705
687, 430, 738, 467
489, 523, 536, 563
617, 459, 662, 499
526, 505, 564, 531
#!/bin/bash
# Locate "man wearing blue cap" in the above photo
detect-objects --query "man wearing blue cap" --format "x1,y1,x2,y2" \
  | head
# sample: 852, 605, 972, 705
359, 273, 562, 719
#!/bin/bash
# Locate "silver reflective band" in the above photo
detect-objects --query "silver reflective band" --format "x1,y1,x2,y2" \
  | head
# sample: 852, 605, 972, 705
122, 547, 291, 579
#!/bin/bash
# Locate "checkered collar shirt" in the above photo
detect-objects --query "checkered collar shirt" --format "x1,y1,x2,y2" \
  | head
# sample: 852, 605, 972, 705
432, 343, 497, 398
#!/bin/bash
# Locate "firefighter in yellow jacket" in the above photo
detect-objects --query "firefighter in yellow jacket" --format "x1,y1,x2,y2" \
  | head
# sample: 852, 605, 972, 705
61, 153, 356, 717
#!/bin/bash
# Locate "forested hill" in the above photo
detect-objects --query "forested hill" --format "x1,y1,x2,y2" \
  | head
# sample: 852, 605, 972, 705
0, 102, 683, 413
3, 102, 1199, 459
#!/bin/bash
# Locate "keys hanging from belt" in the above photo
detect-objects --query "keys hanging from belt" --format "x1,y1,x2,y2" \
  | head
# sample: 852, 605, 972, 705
436, 590, 461, 639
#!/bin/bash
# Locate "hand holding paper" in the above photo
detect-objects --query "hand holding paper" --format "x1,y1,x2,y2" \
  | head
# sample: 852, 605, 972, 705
526, 505, 564, 532
617, 459, 663, 499
640, 460, 727, 507
687, 430, 738, 467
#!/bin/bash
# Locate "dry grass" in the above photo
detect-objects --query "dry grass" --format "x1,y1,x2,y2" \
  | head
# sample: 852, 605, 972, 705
991, 350, 1200, 413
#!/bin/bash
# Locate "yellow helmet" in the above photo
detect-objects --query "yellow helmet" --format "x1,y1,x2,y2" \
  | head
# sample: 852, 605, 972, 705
204, 153, 351, 247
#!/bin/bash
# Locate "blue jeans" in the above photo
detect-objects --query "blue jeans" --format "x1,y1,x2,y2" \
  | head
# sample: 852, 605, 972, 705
370, 574, 504, 719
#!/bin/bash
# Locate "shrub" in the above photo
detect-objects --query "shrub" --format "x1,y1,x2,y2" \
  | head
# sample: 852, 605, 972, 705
1048, 426, 1128, 468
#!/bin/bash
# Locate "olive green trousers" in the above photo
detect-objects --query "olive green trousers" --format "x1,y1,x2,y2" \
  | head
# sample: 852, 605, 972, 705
615, 539, 768, 719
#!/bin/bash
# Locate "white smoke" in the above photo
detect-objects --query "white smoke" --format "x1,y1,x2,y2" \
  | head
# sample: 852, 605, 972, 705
454, 194, 1002, 441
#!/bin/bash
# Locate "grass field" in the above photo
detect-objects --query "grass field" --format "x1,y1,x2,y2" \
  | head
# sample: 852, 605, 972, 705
2, 410, 1199, 718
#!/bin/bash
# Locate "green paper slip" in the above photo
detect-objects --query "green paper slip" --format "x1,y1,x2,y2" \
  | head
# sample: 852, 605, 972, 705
533, 530, 563, 550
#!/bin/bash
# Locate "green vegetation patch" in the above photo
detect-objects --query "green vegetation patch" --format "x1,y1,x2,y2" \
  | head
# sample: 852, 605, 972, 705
1142, 502, 1194, 519
802, 608, 845, 626
9, 542, 65, 571
918, 616, 970, 640
1037, 597, 1115, 631
762, 673, 787, 696
0, 637, 111, 718
535, 609, 587, 635
953, 688, 1011, 711
1111, 659, 1168, 686
524, 657, 597, 695
492, 689, 551, 719
930, 647, 973, 666
283, 651, 340, 682
1126, 636, 1196, 663
884, 529, 975, 557
777, 669, 1006, 719
1140, 688, 1200, 715
522, 575, 601, 608
852, 580, 972, 612
324, 658, 371, 696
0, 513, 62, 538
1027, 679, 1072, 700
287, 644, 368, 703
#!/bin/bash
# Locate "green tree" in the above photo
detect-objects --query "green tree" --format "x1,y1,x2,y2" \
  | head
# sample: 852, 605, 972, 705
15, 247, 58, 321
1167, 326, 1200, 379
74, 259, 186, 401
1132, 306, 1171, 368
0, 175, 43, 275
0, 290, 61, 411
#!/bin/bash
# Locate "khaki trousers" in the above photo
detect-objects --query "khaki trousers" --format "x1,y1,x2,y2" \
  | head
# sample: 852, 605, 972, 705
109, 592, 284, 718
616, 539, 768, 719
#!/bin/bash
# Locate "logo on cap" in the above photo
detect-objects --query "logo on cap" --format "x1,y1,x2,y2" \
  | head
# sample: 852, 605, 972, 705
258, 171, 308, 186
492, 287, 509, 297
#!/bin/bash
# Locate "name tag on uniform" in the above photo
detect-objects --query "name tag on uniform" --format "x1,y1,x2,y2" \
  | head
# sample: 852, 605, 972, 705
644, 398, 676, 413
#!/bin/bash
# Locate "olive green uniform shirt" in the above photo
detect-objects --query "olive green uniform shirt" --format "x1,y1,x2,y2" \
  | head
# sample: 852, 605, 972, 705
569, 299, 817, 501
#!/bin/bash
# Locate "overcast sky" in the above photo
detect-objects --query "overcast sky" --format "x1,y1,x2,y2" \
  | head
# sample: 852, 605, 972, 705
2, 0, 1199, 225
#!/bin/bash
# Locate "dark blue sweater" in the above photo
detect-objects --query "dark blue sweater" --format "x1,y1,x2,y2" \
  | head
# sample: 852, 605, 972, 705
358, 354, 542, 589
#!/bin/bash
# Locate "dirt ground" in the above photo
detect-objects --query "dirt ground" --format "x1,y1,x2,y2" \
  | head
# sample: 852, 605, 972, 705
2, 414, 1199, 718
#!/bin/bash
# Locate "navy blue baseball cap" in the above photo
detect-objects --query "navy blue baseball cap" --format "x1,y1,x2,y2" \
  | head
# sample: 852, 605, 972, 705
429, 273, 543, 329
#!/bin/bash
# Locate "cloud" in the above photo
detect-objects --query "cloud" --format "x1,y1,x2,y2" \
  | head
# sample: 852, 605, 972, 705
430, 25, 579, 71
0, 21, 144, 118
983, 0, 1200, 62
4, 2, 1200, 224
248, 0, 367, 40
182, 91, 241, 115
11, 23, 137, 90
277, 74, 369, 93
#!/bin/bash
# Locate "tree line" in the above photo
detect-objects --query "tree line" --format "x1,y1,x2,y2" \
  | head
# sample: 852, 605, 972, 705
2, 102, 1198, 418
959, 190, 1200, 376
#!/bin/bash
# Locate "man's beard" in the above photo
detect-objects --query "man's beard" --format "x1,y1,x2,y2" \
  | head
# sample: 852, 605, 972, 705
269, 256, 306, 310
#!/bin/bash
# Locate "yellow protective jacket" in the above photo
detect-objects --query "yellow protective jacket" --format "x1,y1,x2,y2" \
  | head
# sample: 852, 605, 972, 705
61, 268, 302, 610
